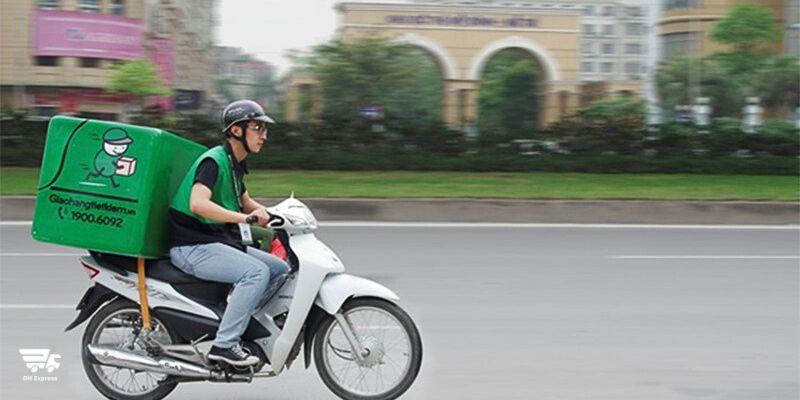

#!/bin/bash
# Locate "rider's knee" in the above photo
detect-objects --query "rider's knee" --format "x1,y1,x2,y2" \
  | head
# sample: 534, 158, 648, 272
243, 262, 270, 284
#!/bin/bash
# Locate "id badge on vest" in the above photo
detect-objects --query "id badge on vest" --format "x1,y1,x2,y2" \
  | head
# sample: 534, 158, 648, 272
238, 223, 253, 245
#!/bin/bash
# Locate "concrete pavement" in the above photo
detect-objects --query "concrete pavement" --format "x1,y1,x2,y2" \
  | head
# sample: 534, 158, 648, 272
1, 224, 799, 399
1, 196, 798, 224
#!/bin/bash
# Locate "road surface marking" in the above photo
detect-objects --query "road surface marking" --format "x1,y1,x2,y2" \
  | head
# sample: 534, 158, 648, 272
1, 253, 85, 256
612, 255, 800, 260
2, 221, 798, 229
0, 304, 75, 309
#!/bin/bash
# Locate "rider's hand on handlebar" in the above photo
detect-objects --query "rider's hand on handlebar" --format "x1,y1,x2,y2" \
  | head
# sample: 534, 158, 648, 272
245, 208, 270, 226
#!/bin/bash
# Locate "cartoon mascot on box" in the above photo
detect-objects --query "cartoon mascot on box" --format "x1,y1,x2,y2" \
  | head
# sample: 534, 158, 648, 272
86, 128, 136, 188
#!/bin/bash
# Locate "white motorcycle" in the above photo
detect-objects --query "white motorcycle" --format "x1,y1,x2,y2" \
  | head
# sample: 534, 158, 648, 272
65, 196, 422, 400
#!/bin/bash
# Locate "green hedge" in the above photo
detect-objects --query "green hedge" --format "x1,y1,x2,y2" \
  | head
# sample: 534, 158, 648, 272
245, 150, 798, 175
2, 111, 798, 175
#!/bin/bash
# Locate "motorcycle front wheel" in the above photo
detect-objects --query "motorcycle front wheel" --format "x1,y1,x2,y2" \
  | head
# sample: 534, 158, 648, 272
81, 299, 178, 400
314, 298, 422, 400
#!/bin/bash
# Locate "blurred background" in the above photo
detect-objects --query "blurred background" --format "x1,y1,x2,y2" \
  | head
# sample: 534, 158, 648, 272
0, 0, 798, 174
1, 4, 798, 399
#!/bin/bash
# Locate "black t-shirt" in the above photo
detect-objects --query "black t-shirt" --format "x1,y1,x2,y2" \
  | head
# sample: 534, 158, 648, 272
168, 144, 248, 250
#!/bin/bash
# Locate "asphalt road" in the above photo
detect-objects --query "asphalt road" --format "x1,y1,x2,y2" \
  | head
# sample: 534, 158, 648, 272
1, 223, 798, 400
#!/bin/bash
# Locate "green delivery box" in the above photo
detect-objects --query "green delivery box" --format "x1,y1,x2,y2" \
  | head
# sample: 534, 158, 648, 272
32, 116, 207, 258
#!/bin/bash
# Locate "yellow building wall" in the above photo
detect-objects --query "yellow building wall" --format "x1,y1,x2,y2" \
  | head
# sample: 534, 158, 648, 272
285, 3, 646, 128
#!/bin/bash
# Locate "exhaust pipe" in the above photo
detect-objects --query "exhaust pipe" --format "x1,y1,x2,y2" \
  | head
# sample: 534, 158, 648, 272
87, 345, 214, 379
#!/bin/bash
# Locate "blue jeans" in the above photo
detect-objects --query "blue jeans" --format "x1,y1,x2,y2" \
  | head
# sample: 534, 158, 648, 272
170, 243, 290, 348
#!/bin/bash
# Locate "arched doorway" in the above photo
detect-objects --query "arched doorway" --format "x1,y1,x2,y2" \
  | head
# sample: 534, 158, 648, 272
476, 47, 542, 142
390, 35, 447, 127
468, 36, 562, 132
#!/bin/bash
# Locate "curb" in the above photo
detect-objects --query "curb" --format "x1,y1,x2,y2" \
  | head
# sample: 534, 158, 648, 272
2, 196, 798, 225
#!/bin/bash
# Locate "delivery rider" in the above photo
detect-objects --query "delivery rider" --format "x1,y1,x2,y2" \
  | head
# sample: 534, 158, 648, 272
167, 100, 289, 367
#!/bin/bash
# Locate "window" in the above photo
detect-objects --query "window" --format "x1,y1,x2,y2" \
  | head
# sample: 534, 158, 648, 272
663, 0, 702, 11
109, 0, 125, 16
81, 58, 100, 68
583, 5, 595, 16
625, 62, 641, 74
603, 25, 615, 35
581, 42, 594, 54
37, 0, 59, 10
602, 43, 615, 55
79, 0, 100, 13
31, 105, 58, 120
625, 43, 642, 54
625, 7, 643, 17
602, 6, 615, 17
601, 62, 614, 73
35, 56, 59, 66
625, 23, 643, 36
582, 24, 595, 35
662, 32, 699, 58
581, 62, 594, 73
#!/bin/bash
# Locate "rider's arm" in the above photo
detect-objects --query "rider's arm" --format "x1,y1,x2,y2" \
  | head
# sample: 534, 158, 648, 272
242, 191, 270, 224
242, 191, 266, 213
189, 183, 248, 224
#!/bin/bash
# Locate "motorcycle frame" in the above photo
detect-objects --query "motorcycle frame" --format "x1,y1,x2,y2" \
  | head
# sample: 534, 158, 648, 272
76, 230, 399, 377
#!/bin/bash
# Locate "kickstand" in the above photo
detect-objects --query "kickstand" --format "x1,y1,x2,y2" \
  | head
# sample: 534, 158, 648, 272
190, 334, 212, 368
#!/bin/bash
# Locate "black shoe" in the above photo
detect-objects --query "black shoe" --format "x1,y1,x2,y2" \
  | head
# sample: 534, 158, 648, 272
207, 344, 259, 367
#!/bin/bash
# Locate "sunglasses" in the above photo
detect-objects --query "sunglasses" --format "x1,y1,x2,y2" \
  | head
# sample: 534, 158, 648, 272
244, 123, 267, 133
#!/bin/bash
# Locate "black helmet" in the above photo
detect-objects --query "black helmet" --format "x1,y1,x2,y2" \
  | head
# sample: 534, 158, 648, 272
221, 100, 275, 133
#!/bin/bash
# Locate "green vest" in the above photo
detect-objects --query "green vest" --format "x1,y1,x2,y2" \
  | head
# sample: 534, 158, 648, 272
171, 145, 243, 224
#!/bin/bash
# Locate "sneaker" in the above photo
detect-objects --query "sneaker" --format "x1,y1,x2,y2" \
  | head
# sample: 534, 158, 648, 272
207, 344, 259, 367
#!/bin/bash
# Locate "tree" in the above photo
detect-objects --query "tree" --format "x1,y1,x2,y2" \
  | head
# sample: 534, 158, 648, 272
656, 4, 798, 118
477, 49, 540, 141
711, 5, 780, 54
751, 55, 800, 114
711, 5, 781, 75
302, 38, 443, 146
107, 59, 172, 112
252, 71, 282, 114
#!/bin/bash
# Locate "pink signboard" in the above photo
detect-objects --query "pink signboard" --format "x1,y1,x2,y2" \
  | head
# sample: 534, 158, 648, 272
35, 10, 144, 60
150, 38, 175, 110
151, 38, 175, 86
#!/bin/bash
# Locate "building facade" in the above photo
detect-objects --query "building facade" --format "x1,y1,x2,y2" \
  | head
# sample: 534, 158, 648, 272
146, 0, 219, 112
1, 0, 147, 119
214, 46, 277, 109
0, 0, 219, 120
578, 0, 650, 83
286, 0, 649, 129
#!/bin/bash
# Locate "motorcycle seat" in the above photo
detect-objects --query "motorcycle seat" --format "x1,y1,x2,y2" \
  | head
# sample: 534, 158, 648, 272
90, 252, 207, 285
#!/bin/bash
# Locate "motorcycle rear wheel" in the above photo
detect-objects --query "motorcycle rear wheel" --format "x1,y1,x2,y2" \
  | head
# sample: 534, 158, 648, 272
314, 298, 422, 400
81, 299, 179, 400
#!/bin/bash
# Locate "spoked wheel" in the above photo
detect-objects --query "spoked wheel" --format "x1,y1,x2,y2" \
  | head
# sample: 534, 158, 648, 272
314, 298, 422, 400
81, 299, 178, 400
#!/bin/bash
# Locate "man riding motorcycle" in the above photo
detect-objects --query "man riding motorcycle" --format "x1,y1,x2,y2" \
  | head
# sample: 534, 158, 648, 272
167, 99, 289, 367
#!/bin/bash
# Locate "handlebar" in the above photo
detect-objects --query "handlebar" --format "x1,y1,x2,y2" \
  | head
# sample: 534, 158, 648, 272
267, 214, 285, 228
244, 212, 285, 228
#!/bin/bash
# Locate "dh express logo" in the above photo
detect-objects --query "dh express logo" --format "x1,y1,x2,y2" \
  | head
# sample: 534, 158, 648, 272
19, 349, 61, 373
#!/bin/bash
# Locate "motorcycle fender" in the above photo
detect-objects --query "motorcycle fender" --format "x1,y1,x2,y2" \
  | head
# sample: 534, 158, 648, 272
314, 274, 400, 316
64, 285, 117, 332
303, 305, 328, 369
